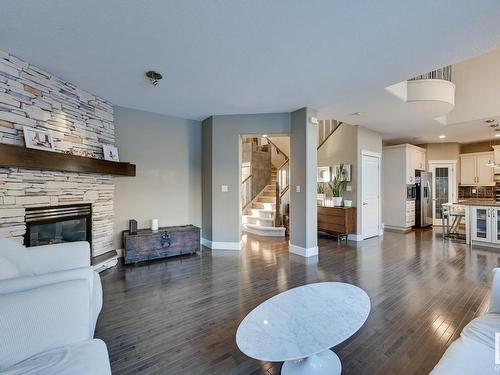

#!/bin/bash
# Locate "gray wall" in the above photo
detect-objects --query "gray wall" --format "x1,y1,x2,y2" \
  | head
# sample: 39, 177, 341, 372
203, 113, 290, 245
317, 124, 382, 236
290, 108, 318, 252
113, 106, 202, 249
317, 124, 358, 203
202, 117, 213, 241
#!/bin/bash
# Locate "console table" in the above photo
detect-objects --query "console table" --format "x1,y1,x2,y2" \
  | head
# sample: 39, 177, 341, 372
123, 225, 200, 264
317, 206, 356, 241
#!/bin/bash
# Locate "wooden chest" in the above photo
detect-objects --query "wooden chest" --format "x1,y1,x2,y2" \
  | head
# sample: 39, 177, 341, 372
317, 206, 356, 235
123, 225, 200, 264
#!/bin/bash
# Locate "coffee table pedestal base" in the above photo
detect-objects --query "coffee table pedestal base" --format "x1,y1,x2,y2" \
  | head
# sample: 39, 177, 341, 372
281, 350, 341, 375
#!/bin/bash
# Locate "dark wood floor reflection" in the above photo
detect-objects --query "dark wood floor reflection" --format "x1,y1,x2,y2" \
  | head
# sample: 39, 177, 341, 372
96, 230, 495, 375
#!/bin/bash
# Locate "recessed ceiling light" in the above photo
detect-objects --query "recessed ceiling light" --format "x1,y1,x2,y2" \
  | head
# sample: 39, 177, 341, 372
485, 119, 496, 123
350, 112, 361, 116
439, 135, 446, 139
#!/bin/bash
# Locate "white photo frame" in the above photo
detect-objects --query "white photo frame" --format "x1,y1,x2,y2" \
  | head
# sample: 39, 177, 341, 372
334, 164, 351, 182
23, 127, 55, 152
317, 166, 331, 182
103, 144, 119, 162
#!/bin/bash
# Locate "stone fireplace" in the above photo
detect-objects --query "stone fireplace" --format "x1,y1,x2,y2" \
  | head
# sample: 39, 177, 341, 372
0, 48, 116, 257
25, 203, 92, 248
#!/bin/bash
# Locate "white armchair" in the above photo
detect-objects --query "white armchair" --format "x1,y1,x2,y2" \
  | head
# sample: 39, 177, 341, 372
431, 268, 500, 374
0, 238, 102, 333
0, 237, 109, 374
0, 279, 111, 374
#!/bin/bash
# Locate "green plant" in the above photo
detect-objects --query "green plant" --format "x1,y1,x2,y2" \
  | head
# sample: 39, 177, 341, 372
317, 182, 326, 194
328, 164, 347, 197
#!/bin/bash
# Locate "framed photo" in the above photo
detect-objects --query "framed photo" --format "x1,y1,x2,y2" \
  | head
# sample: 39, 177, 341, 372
103, 144, 119, 162
334, 164, 351, 182
317, 166, 331, 182
23, 127, 55, 151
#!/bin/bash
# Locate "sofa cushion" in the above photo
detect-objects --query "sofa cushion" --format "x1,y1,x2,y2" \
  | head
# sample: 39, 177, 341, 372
0, 258, 20, 280
431, 336, 498, 374
462, 313, 500, 350
1, 339, 111, 375
0, 280, 91, 371
0, 237, 32, 278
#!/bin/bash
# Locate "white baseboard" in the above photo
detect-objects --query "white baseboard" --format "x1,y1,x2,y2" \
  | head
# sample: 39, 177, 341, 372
348, 234, 364, 241
289, 243, 318, 257
201, 238, 242, 250
201, 237, 212, 248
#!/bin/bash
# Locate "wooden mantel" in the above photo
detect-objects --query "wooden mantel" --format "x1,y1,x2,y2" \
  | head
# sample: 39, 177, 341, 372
0, 143, 136, 176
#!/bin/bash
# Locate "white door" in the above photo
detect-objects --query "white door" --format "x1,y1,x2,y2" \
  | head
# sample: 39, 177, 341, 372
361, 154, 380, 239
471, 206, 491, 242
429, 161, 456, 225
476, 154, 494, 185
460, 155, 476, 185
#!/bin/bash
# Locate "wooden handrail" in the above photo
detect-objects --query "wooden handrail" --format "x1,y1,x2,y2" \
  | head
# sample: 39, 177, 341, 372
266, 137, 289, 160
241, 174, 252, 185
278, 159, 289, 171
280, 185, 289, 198
317, 121, 343, 150
274, 181, 282, 227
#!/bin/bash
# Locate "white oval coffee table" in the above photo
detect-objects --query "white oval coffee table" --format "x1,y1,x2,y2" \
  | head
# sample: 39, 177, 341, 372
236, 282, 370, 375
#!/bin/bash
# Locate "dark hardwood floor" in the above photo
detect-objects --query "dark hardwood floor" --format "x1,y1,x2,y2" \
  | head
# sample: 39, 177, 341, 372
96, 229, 496, 375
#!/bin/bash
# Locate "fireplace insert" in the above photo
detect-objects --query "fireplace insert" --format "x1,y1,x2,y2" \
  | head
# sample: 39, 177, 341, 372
24, 203, 92, 250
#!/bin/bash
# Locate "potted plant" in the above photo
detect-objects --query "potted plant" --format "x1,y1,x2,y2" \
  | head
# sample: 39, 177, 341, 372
328, 164, 347, 206
317, 182, 326, 201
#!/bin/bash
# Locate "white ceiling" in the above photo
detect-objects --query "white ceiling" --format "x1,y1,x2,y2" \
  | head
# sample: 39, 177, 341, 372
2, 1, 500, 143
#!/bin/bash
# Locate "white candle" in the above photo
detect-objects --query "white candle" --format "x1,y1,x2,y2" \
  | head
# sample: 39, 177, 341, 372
151, 219, 159, 231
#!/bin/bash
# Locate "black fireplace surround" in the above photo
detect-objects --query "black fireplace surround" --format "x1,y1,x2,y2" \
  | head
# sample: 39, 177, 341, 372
24, 203, 92, 252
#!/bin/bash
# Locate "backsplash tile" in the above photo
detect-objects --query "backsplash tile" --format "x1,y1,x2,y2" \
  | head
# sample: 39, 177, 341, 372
458, 185, 495, 199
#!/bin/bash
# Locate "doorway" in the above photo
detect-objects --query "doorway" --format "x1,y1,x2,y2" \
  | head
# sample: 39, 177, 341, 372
361, 151, 381, 239
428, 160, 457, 226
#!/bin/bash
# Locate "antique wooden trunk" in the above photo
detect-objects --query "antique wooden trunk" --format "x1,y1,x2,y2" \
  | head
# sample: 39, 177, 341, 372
123, 225, 200, 264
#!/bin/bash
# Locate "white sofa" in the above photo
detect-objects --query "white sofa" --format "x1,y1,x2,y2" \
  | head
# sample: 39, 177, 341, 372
0, 238, 111, 375
432, 268, 500, 374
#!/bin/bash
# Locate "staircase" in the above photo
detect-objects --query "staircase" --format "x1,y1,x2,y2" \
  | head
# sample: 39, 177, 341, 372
242, 167, 286, 237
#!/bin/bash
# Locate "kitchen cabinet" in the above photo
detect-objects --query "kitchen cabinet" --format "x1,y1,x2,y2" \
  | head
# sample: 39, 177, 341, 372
383, 144, 426, 232
470, 205, 500, 244
405, 145, 427, 184
459, 152, 494, 186
406, 200, 415, 227
471, 206, 491, 242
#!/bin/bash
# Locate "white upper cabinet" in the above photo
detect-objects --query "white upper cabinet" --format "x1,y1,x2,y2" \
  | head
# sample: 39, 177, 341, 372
385, 144, 426, 185
460, 152, 494, 186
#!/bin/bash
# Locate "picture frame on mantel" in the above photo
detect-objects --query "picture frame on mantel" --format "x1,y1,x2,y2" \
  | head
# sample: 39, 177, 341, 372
23, 127, 55, 152
103, 144, 119, 162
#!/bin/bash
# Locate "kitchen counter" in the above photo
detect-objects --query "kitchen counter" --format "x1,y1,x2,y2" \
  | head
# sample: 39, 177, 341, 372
457, 199, 500, 206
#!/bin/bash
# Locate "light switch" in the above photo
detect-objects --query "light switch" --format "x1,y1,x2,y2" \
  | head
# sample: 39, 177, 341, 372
346, 185, 352, 192
221, 185, 228, 192
296, 185, 301, 193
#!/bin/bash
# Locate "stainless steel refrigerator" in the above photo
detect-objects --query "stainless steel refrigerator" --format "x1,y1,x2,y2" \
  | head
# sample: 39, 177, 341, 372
414, 171, 433, 228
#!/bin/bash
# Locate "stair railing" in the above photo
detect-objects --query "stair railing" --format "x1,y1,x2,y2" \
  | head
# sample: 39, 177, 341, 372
408, 65, 452, 82
241, 174, 253, 210
317, 120, 343, 150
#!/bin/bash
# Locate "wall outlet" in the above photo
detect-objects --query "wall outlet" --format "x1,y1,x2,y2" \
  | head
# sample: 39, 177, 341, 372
296, 185, 301, 193
346, 185, 352, 192
221, 185, 228, 192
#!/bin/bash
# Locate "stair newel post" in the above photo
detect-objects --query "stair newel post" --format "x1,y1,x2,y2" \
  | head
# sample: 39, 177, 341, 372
275, 181, 281, 227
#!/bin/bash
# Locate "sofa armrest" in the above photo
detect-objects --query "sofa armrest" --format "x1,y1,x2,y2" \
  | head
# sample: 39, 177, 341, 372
28, 241, 91, 274
0, 267, 94, 296
489, 268, 500, 313
0, 280, 92, 371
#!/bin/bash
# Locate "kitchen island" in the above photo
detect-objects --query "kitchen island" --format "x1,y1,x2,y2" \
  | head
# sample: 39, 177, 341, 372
460, 199, 500, 247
